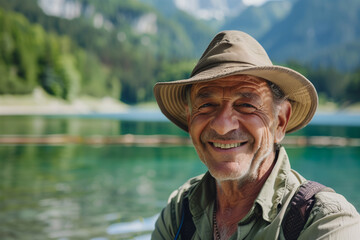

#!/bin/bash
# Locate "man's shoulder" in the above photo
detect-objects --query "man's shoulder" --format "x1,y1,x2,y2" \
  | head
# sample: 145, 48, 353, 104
152, 174, 208, 239
312, 190, 359, 218
167, 173, 206, 204
298, 189, 360, 239
287, 169, 358, 217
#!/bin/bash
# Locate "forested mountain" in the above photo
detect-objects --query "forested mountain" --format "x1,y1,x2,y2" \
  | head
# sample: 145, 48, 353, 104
0, 0, 359, 105
259, 0, 360, 71
220, 0, 292, 39
0, 0, 213, 103
140, 0, 360, 71
0, 8, 111, 100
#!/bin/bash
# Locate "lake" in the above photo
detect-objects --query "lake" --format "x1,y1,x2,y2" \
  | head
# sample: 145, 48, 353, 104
0, 110, 359, 240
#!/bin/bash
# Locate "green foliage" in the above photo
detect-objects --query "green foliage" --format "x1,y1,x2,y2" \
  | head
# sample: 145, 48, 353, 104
0, 0, 359, 107
0, 9, 41, 94
156, 60, 195, 83
344, 68, 360, 103
39, 35, 82, 100
284, 61, 360, 105
0, 8, 116, 101
0, 0, 214, 104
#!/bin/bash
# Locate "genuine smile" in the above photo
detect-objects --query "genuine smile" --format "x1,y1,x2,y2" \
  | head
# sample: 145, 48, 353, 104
212, 142, 246, 149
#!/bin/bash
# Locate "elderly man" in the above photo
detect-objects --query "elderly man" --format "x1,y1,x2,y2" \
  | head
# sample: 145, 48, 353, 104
151, 31, 360, 239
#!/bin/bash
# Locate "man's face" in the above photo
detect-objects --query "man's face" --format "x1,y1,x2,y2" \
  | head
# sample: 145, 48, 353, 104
187, 75, 289, 182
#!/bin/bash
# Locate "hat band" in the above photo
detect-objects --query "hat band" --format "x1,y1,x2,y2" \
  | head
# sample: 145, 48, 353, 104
191, 61, 257, 77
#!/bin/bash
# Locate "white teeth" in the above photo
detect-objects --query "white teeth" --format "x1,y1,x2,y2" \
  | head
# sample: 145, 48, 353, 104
213, 142, 243, 149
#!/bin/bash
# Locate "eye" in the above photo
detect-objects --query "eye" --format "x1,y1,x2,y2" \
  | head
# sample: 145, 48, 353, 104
199, 103, 214, 109
239, 103, 255, 108
198, 102, 216, 111
235, 103, 257, 113
195, 102, 218, 113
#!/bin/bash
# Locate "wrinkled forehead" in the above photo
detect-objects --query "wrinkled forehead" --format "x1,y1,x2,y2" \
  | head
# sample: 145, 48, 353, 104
190, 75, 271, 99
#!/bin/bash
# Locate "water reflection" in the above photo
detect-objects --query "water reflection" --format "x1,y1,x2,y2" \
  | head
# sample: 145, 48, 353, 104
107, 214, 158, 235
0, 115, 186, 136
0, 115, 359, 239
0, 142, 205, 239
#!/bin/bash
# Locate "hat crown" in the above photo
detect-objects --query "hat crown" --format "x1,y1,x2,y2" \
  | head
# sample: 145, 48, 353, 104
191, 31, 273, 77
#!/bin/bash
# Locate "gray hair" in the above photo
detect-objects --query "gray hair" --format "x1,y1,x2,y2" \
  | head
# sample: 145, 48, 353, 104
266, 80, 286, 106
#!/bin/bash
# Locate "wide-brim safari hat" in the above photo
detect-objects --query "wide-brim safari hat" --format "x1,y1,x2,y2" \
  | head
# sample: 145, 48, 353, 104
154, 30, 318, 133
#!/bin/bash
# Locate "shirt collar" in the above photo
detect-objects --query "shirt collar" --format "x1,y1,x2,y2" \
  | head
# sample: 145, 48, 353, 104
254, 146, 291, 222
188, 171, 216, 217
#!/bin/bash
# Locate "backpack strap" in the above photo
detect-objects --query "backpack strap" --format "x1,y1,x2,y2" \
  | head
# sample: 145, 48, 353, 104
174, 194, 196, 240
174, 181, 327, 240
282, 181, 326, 240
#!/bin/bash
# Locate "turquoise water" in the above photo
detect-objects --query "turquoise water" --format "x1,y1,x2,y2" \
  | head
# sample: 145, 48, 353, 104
0, 113, 359, 239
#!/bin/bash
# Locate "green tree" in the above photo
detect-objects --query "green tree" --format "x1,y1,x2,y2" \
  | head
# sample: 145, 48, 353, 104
345, 68, 360, 103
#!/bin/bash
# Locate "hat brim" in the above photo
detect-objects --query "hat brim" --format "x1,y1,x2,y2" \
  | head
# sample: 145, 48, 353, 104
154, 64, 318, 133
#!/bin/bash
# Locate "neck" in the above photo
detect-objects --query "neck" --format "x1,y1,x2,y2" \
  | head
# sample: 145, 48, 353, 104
213, 151, 277, 239
216, 150, 276, 210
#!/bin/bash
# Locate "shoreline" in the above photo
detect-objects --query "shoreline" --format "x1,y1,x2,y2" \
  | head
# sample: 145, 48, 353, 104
0, 88, 360, 116
0, 88, 129, 116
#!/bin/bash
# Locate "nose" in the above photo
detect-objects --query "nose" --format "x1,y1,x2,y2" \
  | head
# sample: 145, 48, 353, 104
209, 102, 239, 135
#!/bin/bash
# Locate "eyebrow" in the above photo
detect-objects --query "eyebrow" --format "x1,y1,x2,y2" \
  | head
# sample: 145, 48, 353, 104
194, 88, 261, 102
194, 91, 214, 99
238, 92, 261, 101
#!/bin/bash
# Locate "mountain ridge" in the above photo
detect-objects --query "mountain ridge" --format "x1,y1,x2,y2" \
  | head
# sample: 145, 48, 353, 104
0, 0, 359, 105
259, 0, 360, 71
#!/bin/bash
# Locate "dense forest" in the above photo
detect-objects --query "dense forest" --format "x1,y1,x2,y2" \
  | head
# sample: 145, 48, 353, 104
0, 0, 208, 104
0, 0, 359, 105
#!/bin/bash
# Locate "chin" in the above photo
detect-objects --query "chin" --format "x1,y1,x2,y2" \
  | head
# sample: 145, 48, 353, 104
209, 166, 256, 183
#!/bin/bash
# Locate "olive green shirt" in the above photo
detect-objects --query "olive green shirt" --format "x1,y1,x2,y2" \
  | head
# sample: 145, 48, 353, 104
151, 147, 360, 239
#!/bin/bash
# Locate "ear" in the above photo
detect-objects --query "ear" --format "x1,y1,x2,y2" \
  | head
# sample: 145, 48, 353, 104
274, 101, 292, 143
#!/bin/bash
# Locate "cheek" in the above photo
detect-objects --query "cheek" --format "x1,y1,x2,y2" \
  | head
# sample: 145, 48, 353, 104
188, 119, 207, 158
189, 114, 208, 138
189, 126, 206, 162
242, 114, 275, 145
